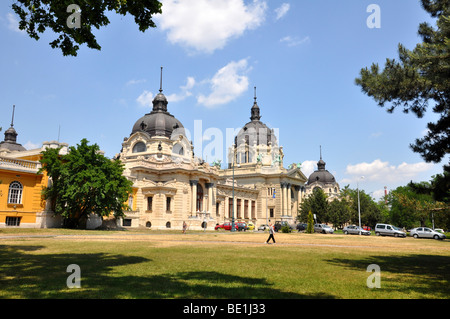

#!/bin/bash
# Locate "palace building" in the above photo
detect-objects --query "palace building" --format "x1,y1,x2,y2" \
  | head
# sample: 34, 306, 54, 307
1, 75, 340, 230
117, 81, 309, 230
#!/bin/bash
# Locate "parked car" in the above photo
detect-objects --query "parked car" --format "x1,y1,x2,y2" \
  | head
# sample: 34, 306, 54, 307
375, 223, 406, 237
236, 222, 248, 231
409, 227, 446, 240
296, 223, 307, 232
274, 221, 295, 232
247, 222, 255, 231
314, 224, 334, 234
363, 226, 372, 231
258, 224, 269, 231
343, 225, 371, 236
215, 222, 238, 231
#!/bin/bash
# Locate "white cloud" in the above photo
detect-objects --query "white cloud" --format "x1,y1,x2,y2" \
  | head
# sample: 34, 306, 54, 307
6, 13, 25, 34
275, 3, 290, 20
24, 141, 41, 150
280, 35, 310, 47
167, 77, 196, 102
157, 0, 267, 53
300, 160, 317, 178
344, 159, 435, 184
197, 59, 251, 107
136, 90, 154, 108
373, 189, 388, 201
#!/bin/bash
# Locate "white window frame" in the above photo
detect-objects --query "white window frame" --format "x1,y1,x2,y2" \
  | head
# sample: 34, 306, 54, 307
8, 181, 23, 204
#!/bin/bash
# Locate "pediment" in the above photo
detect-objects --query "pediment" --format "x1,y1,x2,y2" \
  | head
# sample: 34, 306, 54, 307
287, 168, 307, 182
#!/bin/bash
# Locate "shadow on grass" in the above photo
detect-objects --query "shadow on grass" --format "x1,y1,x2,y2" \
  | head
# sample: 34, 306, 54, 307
326, 254, 450, 298
0, 245, 334, 299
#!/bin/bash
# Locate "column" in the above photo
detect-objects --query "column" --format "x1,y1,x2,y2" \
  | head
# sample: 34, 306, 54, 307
206, 183, 214, 214
190, 180, 198, 214
294, 185, 301, 213
281, 182, 287, 216
225, 197, 229, 219
287, 183, 292, 217
233, 196, 237, 221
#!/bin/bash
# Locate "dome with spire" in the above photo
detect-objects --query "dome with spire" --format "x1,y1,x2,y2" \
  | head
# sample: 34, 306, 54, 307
235, 88, 277, 147
0, 106, 26, 152
307, 150, 336, 185
131, 68, 185, 139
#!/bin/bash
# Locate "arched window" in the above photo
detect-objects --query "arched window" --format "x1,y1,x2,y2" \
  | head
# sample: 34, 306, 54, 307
8, 181, 23, 204
197, 184, 204, 212
132, 142, 146, 153
173, 143, 184, 156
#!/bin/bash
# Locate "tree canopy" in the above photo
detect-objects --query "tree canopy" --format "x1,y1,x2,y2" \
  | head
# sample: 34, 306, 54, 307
39, 138, 133, 228
12, 0, 163, 56
355, 0, 449, 164
299, 188, 328, 223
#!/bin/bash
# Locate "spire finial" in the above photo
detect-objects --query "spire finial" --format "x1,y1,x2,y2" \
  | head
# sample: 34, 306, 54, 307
320, 145, 322, 160
159, 66, 163, 93
11, 105, 15, 127
250, 88, 261, 121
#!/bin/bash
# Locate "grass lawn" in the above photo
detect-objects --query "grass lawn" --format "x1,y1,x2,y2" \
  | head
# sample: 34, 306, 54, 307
0, 228, 449, 299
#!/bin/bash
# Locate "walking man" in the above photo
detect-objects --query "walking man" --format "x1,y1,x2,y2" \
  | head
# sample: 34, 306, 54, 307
266, 222, 276, 244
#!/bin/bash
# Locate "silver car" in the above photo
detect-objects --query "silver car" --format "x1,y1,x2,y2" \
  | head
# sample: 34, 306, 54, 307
375, 223, 406, 237
343, 225, 371, 236
410, 227, 446, 240
314, 224, 334, 234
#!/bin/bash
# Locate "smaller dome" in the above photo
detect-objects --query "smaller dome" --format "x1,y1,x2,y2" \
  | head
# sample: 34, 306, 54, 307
0, 126, 26, 152
307, 158, 336, 185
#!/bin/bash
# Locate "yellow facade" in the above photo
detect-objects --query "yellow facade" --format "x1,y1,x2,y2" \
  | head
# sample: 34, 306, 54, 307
0, 157, 47, 227
0, 141, 70, 228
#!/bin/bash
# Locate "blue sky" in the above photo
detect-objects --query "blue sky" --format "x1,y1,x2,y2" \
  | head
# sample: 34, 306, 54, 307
0, 0, 446, 200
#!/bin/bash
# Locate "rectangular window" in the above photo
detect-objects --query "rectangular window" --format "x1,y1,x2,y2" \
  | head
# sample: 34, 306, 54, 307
270, 208, 274, 218
122, 219, 132, 227
128, 196, 133, 210
244, 200, 249, 219
251, 201, 256, 219
147, 196, 153, 211
237, 199, 241, 219
5, 217, 21, 226
166, 197, 172, 212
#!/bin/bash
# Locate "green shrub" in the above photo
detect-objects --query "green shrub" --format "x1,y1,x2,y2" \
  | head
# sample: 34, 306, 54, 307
307, 211, 314, 233
281, 225, 291, 233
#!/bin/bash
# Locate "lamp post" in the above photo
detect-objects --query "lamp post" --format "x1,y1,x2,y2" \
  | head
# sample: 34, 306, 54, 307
231, 152, 240, 232
232, 158, 236, 232
357, 176, 365, 235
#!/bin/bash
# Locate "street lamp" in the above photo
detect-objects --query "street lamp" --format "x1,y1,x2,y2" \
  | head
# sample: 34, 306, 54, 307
357, 176, 365, 235
231, 152, 240, 232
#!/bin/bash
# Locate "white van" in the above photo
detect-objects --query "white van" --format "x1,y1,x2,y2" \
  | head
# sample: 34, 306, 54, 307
375, 223, 406, 237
